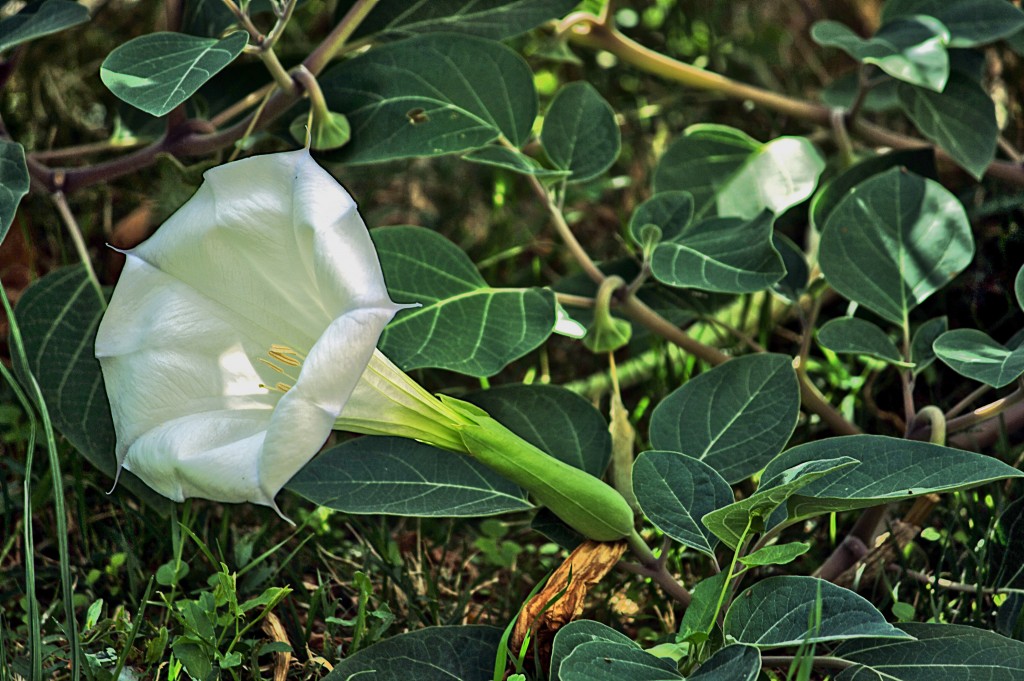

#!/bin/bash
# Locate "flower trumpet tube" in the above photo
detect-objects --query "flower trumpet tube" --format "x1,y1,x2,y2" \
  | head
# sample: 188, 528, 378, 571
96, 148, 633, 540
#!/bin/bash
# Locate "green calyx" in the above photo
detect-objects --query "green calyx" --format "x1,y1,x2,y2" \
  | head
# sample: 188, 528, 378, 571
448, 397, 634, 541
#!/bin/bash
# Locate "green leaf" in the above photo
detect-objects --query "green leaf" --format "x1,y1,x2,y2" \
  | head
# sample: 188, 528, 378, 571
654, 125, 825, 220
739, 541, 810, 568
883, 0, 1024, 47
818, 167, 974, 325
897, 73, 997, 179
809, 148, 938, 232
703, 457, 859, 549
551, 620, 638, 681
462, 146, 570, 178
762, 435, 1024, 524
560, 641, 683, 681
649, 212, 786, 293
286, 436, 531, 516
465, 384, 611, 476
100, 31, 248, 117
725, 576, 912, 647
322, 625, 503, 680
14, 266, 172, 513
336, 0, 579, 41
817, 317, 908, 365
321, 34, 536, 163
771, 234, 809, 302
835, 622, 1024, 680
0, 0, 90, 53
688, 644, 761, 681
933, 329, 1024, 388
1017, 265, 1024, 311
541, 81, 620, 182
0, 140, 29, 243
811, 17, 950, 91
910, 316, 947, 374
374, 226, 555, 376
649, 354, 800, 483
678, 572, 729, 643
628, 191, 695, 246
632, 451, 734, 556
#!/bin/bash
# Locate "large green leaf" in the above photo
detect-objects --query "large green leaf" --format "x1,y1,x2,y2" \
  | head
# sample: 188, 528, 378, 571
818, 167, 974, 325
321, 34, 536, 163
0, 0, 89, 52
560, 641, 683, 681
688, 645, 761, 681
322, 625, 503, 680
14, 267, 172, 513
835, 623, 1024, 680
933, 329, 1024, 388
632, 450, 734, 556
100, 31, 248, 117
762, 435, 1023, 524
336, 0, 578, 41
551, 620, 638, 681
373, 226, 555, 376
465, 384, 610, 476
0, 140, 29, 243
883, 0, 1024, 47
703, 457, 859, 549
897, 73, 997, 179
649, 212, 786, 294
817, 317, 907, 365
724, 576, 911, 648
654, 125, 825, 220
649, 353, 800, 483
540, 81, 620, 182
811, 17, 950, 91
285, 436, 531, 516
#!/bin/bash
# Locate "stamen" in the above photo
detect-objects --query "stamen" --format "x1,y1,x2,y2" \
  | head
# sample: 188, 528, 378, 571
258, 357, 286, 373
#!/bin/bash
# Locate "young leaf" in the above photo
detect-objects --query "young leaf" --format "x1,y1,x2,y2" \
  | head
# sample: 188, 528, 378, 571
654, 125, 825, 220
834, 622, 1024, 680
0, 0, 90, 53
0, 140, 29, 243
541, 81, 621, 182
632, 451, 734, 557
100, 31, 248, 117
910, 316, 947, 374
335, 0, 579, 41
739, 542, 810, 568
286, 436, 532, 516
724, 576, 912, 647
811, 17, 950, 91
560, 641, 684, 681
373, 226, 555, 377
14, 267, 172, 513
703, 457, 859, 549
897, 73, 997, 180
550, 620, 638, 681
321, 626, 503, 679
819, 167, 974, 325
933, 329, 1024, 388
321, 34, 536, 162
688, 644, 761, 681
649, 212, 786, 293
649, 353, 800, 483
462, 146, 570, 178
817, 317, 908, 365
466, 384, 612, 477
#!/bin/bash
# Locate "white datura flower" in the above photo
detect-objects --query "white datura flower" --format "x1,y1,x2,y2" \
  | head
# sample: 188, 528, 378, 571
95, 149, 416, 515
